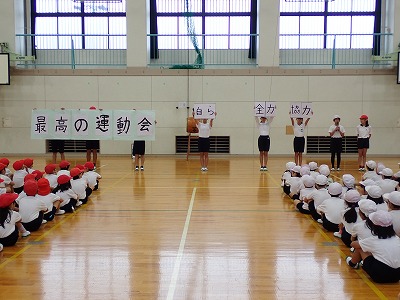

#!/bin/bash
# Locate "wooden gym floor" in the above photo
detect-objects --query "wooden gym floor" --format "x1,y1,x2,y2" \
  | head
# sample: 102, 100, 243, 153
0, 154, 399, 300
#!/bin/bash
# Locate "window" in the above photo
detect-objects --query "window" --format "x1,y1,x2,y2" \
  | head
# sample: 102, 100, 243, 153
153, 0, 255, 50
279, 0, 380, 49
32, 0, 126, 49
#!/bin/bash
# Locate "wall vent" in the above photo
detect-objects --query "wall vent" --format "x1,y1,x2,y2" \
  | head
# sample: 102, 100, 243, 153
306, 136, 358, 154
176, 136, 230, 154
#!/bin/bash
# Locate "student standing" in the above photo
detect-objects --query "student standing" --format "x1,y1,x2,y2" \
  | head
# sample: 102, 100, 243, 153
255, 116, 273, 171
193, 111, 216, 172
356, 114, 371, 171
328, 115, 345, 171
86, 106, 100, 168
290, 114, 311, 166
133, 140, 146, 171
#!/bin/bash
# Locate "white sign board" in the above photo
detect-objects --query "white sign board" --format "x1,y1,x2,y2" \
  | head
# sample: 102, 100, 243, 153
193, 103, 216, 119
254, 101, 277, 117
290, 102, 313, 118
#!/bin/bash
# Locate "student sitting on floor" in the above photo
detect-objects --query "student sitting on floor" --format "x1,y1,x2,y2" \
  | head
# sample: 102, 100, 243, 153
70, 167, 89, 205
53, 175, 78, 213
82, 162, 101, 192
347, 210, 400, 283
303, 174, 330, 222
36, 178, 64, 221
44, 164, 58, 190
284, 165, 303, 200
293, 175, 316, 214
19, 180, 47, 232
281, 162, 296, 190
316, 182, 344, 232
12, 160, 28, 194
365, 185, 388, 211
350, 199, 377, 251
384, 191, 400, 237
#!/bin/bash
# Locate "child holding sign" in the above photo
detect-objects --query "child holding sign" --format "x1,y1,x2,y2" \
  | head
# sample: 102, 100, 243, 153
256, 116, 273, 171
290, 115, 311, 166
192, 108, 216, 172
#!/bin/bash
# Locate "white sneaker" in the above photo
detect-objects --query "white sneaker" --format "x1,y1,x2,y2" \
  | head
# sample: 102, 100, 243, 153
135, 166, 139, 171
333, 231, 342, 238
42, 219, 47, 224
317, 219, 323, 224
264, 167, 268, 171
260, 167, 264, 171
55, 209, 65, 215
140, 166, 144, 171
21, 231, 31, 237
358, 168, 363, 171
337, 168, 341, 171
76, 201, 83, 207
331, 168, 335, 171
350, 247, 355, 253
346, 256, 359, 269
204, 167, 208, 171
0, 243, 3, 251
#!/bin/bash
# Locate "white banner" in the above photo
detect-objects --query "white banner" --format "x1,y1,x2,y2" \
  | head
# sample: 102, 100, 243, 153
31, 109, 156, 141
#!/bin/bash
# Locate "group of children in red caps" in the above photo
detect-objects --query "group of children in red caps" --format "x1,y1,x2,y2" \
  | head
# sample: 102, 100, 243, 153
0, 158, 101, 251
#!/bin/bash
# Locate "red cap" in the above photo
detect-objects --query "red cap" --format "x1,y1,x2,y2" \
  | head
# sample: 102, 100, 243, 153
24, 158, 34, 168
89, 106, 96, 110
84, 162, 95, 170
24, 180, 38, 196
45, 164, 57, 174
70, 167, 82, 178
13, 160, 24, 171
360, 114, 368, 120
57, 174, 72, 185
75, 164, 85, 171
0, 158, 10, 166
0, 193, 18, 208
37, 178, 51, 196
32, 170, 44, 179
59, 160, 70, 169
24, 173, 37, 182
0, 163, 6, 172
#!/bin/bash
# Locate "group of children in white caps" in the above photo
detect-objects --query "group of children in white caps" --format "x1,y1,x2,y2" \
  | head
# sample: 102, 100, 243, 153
0, 157, 101, 251
282, 159, 400, 283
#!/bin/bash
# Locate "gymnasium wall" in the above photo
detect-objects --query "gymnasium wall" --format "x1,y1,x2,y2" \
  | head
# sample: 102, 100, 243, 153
0, 71, 399, 155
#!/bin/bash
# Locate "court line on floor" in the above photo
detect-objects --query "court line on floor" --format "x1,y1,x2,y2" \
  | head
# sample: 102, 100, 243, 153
308, 217, 388, 300
166, 186, 197, 300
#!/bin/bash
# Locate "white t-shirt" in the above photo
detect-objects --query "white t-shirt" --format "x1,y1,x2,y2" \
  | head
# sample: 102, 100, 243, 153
341, 207, 361, 233
44, 174, 58, 189
56, 189, 77, 207
197, 122, 211, 138
18, 195, 47, 223
293, 123, 305, 137
328, 124, 345, 138
83, 171, 101, 190
13, 169, 28, 188
0, 174, 11, 188
356, 125, 371, 138
306, 188, 330, 208
256, 117, 273, 136
389, 210, 400, 237
362, 171, 381, 182
0, 211, 21, 238
317, 197, 345, 225
287, 177, 304, 195
359, 235, 400, 269
351, 220, 373, 240
36, 193, 61, 212
71, 178, 88, 200
57, 170, 70, 177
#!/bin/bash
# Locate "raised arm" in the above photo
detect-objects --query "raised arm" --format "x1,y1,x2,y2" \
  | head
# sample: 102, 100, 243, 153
209, 112, 217, 127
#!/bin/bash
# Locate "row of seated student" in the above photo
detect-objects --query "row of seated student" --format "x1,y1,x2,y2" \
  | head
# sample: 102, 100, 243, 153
0, 158, 101, 251
282, 160, 400, 283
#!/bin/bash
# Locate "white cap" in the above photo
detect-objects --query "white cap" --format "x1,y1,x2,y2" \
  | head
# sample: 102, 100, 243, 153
358, 199, 377, 217
342, 174, 355, 188
369, 210, 393, 227
376, 163, 385, 174
383, 191, 400, 206
300, 165, 311, 176
365, 185, 383, 198
302, 175, 315, 188
379, 168, 393, 177
286, 162, 296, 171
328, 182, 342, 196
344, 189, 361, 203
333, 115, 340, 120
291, 165, 301, 173
315, 174, 328, 186
366, 160, 377, 170
359, 178, 376, 188
308, 161, 318, 171
393, 171, 400, 179
318, 164, 330, 176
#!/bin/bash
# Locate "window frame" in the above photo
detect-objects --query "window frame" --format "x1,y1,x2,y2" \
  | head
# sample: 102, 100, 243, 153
279, 0, 381, 50
31, 0, 127, 50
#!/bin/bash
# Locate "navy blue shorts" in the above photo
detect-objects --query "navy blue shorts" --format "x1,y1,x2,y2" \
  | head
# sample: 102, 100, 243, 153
293, 136, 305, 153
258, 135, 270, 152
198, 137, 210, 152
